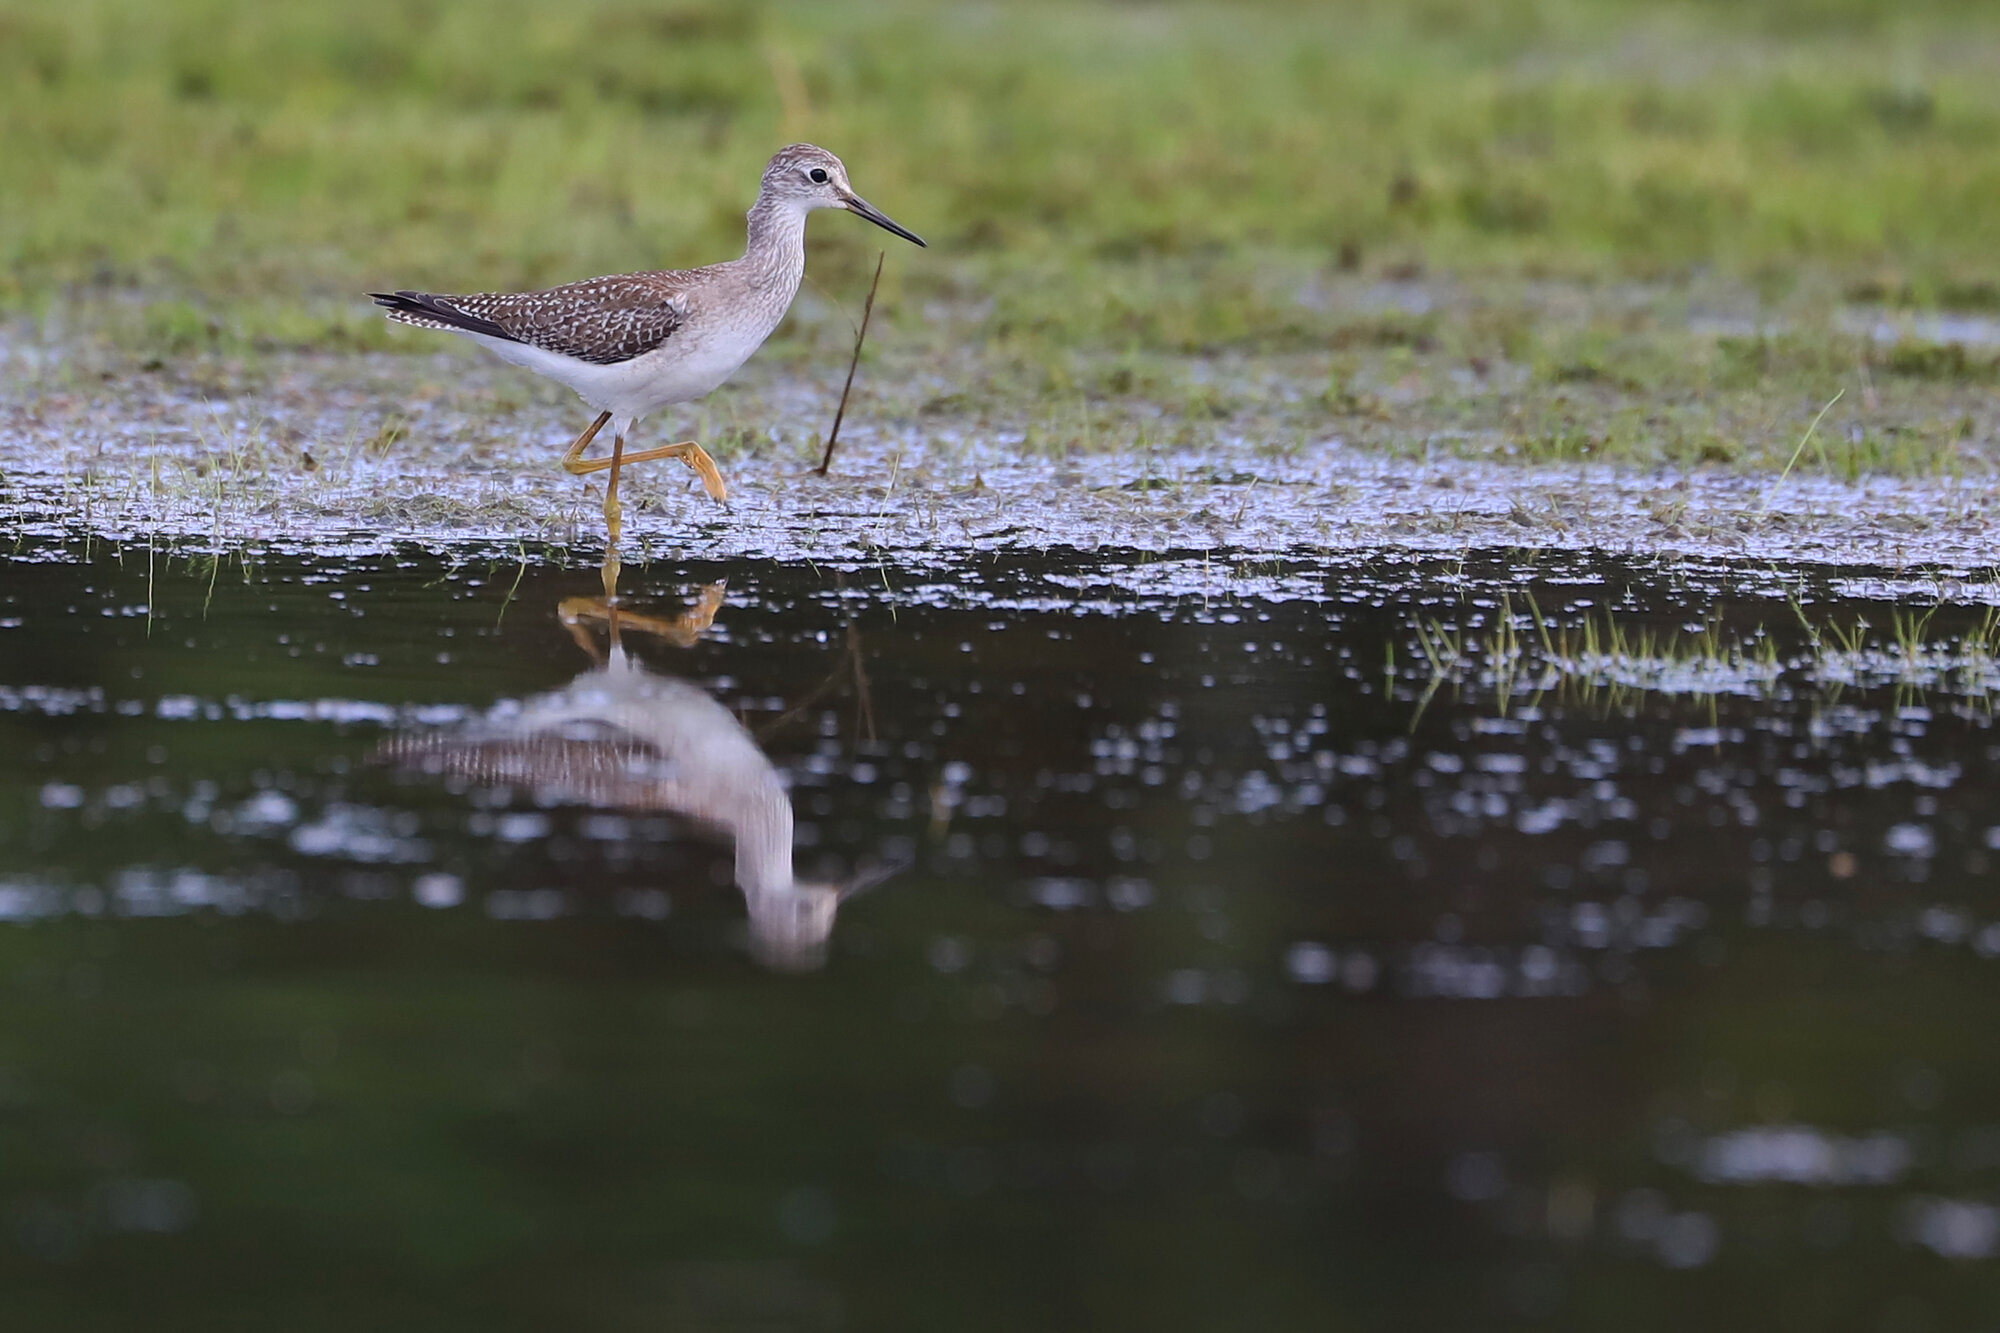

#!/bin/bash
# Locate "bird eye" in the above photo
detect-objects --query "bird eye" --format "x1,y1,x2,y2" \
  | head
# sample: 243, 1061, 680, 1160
808, 168, 829, 184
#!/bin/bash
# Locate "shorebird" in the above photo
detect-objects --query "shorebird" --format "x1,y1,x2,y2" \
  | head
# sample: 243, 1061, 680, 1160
383, 587, 895, 970
370, 144, 925, 546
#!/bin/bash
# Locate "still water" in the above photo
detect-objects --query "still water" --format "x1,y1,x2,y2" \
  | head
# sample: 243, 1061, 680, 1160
3, 538, 2000, 1330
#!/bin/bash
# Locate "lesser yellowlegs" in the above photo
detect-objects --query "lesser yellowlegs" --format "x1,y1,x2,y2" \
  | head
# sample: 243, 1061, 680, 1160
370, 144, 925, 548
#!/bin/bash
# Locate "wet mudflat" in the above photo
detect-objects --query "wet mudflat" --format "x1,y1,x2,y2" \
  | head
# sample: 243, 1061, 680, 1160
11, 321, 2000, 573
4, 535, 2000, 1330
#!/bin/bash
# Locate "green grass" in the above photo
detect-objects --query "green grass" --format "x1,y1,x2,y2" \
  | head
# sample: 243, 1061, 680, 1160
8, 0, 2000, 322
7, 0, 2000, 475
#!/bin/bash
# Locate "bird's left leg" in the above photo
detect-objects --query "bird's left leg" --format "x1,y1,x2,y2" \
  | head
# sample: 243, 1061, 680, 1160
554, 412, 631, 594
601, 431, 628, 547
599, 432, 628, 597
557, 409, 631, 538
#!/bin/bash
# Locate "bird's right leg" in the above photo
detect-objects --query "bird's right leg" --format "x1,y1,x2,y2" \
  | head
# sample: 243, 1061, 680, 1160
592, 441, 728, 504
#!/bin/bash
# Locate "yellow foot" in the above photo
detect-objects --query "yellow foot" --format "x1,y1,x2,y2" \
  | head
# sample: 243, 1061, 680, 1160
677, 443, 729, 504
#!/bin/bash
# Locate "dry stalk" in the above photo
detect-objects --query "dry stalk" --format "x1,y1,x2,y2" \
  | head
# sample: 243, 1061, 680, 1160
818, 251, 885, 476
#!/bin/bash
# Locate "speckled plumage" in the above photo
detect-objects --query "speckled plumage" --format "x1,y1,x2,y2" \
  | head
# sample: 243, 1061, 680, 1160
373, 276, 690, 365
369, 144, 925, 434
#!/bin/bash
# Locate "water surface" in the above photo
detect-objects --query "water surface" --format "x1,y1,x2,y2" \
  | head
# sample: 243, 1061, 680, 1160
3, 538, 2000, 1330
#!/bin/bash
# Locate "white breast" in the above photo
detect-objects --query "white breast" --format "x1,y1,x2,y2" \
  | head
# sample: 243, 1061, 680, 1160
615, 324, 775, 414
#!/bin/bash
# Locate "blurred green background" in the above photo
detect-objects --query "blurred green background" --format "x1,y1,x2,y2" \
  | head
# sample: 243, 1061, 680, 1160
4, 0, 2000, 354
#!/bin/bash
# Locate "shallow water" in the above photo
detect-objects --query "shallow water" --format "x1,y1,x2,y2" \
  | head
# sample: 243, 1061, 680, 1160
5, 537, 2000, 1329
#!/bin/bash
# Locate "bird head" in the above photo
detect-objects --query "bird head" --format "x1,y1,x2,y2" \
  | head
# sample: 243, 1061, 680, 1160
761, 143, 926, 247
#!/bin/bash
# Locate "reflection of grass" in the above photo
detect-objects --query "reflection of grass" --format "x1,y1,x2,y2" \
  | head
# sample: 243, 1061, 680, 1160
1420, 599, 1784, 705
1414, 595, 2000, 706
1546, 611, 1784, 698
1793, 600, 2000, 694
9, 0, 2000, 475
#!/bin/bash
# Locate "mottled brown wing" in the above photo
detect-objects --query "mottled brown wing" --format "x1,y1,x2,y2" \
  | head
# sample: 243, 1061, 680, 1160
372, 273, 690, 365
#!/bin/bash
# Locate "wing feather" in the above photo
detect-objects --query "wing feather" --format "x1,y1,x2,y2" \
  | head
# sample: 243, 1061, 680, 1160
371, 273, 691, 365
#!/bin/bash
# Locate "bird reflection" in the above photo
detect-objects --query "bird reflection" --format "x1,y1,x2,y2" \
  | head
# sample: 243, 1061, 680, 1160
387, 584, 887, 970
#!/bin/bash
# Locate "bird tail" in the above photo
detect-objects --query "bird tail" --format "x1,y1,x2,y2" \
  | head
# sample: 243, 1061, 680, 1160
368, 290, 516, 343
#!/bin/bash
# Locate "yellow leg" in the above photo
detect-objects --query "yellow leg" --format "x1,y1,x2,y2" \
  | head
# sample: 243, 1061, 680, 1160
559, 411, 612, 471
560, 419, 728, 504
603, 431, 627, 546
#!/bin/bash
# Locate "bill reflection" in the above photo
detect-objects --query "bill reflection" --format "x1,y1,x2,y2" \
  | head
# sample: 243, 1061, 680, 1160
387, 585, 885, 970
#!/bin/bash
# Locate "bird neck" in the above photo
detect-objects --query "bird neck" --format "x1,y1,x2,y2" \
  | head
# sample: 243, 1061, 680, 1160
733, 786, 798, 894
742, 194, 809, 294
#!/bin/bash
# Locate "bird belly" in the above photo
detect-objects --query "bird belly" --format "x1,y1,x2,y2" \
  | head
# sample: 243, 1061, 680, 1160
610, 325, 773, 417
456, 323, 771, 421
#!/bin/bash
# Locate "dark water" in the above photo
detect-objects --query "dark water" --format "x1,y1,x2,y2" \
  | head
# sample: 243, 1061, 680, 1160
4, 538, 2000, 1330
